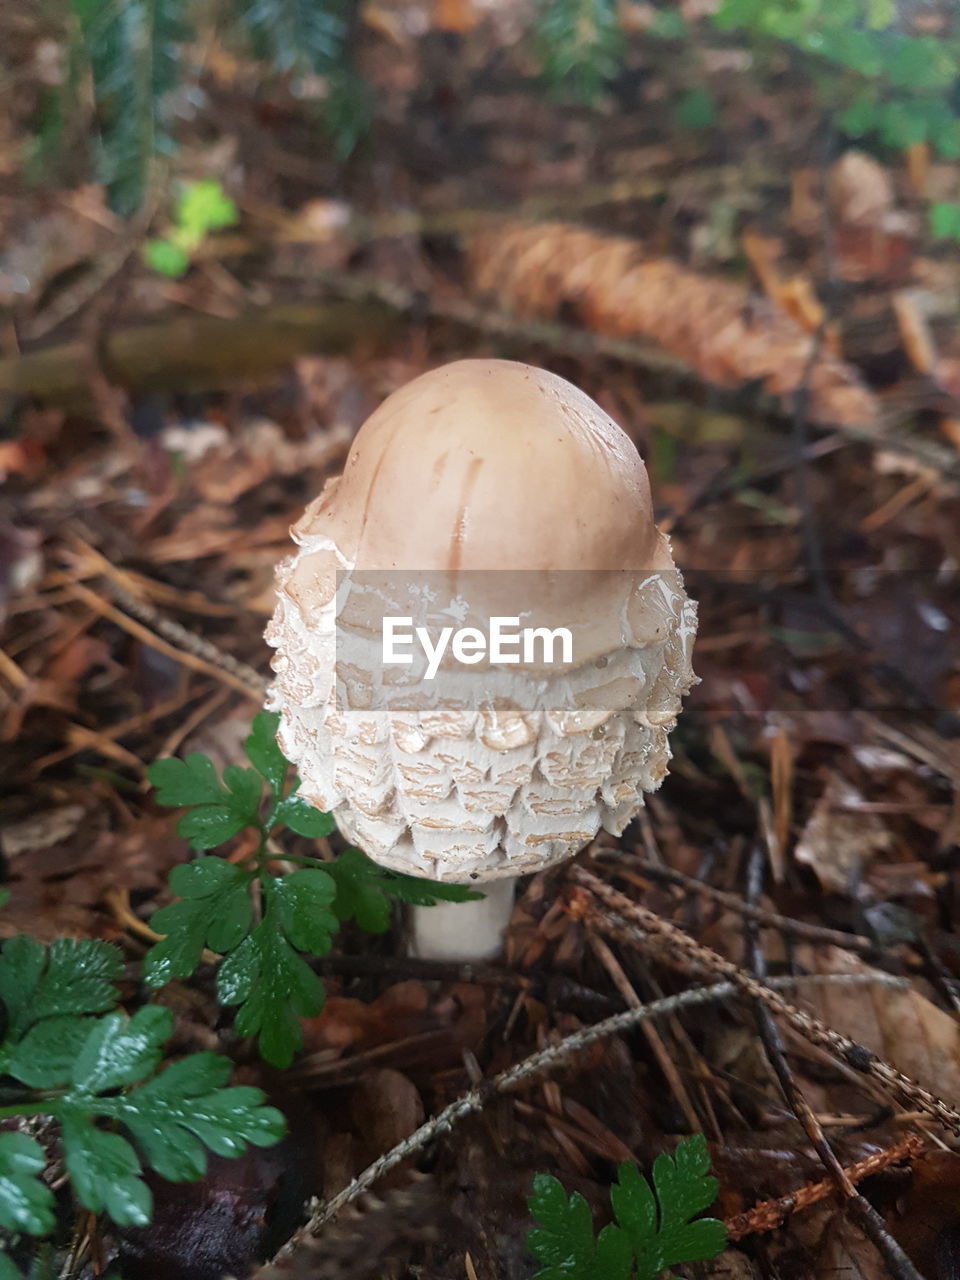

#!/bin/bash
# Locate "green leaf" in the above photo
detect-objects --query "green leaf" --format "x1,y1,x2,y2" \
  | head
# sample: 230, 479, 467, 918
0, 888, 9, 911
168, 856, 246, 898
840, 93, 879, 138
144, 860, 253, 986
627, 1135, 727, 1280
116, 1053, 285, 1182
223, 766, 262, 821
4, 1016, 95, 1088
60, 1110, 152, 1227
609, 1159, 657, 1255
326, 848, 482, 934
148, 754, 225, 806
887, 35, 956, 92
244, 710, 287, 796
176, 180, 238, 235
149, 754, 262, 850
0, 1251, 24, 1280
0, 936, 122, 1041
934, 119, 960, 161
151, 752, 263, 844
4, 996, 285, 1234
273, 794, 335, 838
143, 237, 191, 276
0, 1133, 55, 1236
527, 1175, 632, 1280
674, 88, 716, 130
176, 803, 248, 849
527, 1136, 726, 1280
930, 201, 960, 241
218, 915, 324, 1067
879, 99, 930, 149
71, 1006, 172, 1095
649, 10, 687, 39
270, 869, 338, 954
324, 848, 393, 932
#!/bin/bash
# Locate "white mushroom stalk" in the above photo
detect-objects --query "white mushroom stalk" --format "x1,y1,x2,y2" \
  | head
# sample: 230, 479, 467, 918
266, 359, 698, 960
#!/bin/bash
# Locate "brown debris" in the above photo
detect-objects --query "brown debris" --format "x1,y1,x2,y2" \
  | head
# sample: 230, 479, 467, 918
726, 1134, 924, 1241
468, 220, 879, 426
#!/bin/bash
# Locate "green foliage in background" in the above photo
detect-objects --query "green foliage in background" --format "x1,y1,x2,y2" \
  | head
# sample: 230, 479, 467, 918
0, 934, 284, 1271
930, 201, 960, 243
145, 711, 481, 1068
144, 179, 239, 276
533, 0, 960, 165
527, 1134, 726, 1279
40, 0, 361, 214
713, 0, 960, 159
533, 0, 623, 104
44, 0, 960, 215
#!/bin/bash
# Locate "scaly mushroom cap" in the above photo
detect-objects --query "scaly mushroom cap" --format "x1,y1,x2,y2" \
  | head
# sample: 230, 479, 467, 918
266, 359, 697, 883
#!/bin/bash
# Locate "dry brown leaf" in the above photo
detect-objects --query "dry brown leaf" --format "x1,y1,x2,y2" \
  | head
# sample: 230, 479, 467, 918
351, 1067, 425, 1161
794, 775, 894, 892
795, 945, 960, 1108
468, 221, 878, 426
828, 151, 895, 228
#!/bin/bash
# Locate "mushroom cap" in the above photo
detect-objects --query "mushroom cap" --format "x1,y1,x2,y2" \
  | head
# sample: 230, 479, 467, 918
283, 359, 675, 661
295, 359, 670, 572
267, 359, 698, 883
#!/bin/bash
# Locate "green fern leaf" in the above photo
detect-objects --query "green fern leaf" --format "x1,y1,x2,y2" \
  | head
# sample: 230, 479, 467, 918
527, 1135, 726, 1279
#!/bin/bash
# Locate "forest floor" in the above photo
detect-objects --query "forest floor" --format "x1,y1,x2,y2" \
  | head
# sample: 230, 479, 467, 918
2, 3, 960, 1278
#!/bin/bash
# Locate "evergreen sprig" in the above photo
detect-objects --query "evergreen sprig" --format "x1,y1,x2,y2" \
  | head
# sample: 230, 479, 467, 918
38, 0, 361, 213
532, 0, 623, 104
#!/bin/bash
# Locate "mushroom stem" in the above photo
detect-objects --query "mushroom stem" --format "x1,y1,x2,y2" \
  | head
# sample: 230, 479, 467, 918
409, 877, 517, 961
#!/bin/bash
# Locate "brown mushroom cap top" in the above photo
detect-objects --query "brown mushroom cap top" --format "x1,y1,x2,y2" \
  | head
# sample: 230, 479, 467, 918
280, 359, 685, 663
292, 359, 670, 573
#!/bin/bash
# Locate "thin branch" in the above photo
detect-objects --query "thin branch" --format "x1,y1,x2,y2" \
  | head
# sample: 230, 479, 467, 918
617, 856, 874, 954
270, 970, 909, 1260
743, 844, 923, 1280
725, 1135, 924, 1241
571, 865, 960, 1133
53, 576, 265, 701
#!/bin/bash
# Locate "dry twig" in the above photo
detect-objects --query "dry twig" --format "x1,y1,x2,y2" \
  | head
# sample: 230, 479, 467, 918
571, 865, 960, 1133
725, 1135, 925, 1241
742, 845, 922, 1280
271, 971, 908, 1259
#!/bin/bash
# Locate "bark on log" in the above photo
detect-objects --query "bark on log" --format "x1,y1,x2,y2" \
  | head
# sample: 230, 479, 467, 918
0, 300, 400, 404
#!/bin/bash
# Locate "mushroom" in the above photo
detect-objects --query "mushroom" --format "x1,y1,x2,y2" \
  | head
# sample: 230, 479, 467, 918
266, 359, 697, 960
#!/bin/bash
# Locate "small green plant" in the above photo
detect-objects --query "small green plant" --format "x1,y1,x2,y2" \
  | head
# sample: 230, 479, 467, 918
930, 201, 960, 243
713, 0, 960, 159
526, 1133, 727, 1279
36, 0, 361, 214
144, 180, 239, 277
532, 0, 623, 104
0, 933, 284, 1271
144, 711, 480, 1067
